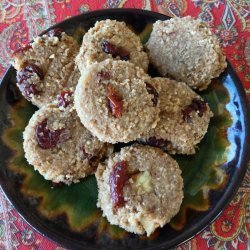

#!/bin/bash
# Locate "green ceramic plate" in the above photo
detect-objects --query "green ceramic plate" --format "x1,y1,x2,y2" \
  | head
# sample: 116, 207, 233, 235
0, 9, 249, 250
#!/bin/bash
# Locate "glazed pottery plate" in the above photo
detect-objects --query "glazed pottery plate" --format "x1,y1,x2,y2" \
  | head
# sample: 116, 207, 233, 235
0, 9, 249, 250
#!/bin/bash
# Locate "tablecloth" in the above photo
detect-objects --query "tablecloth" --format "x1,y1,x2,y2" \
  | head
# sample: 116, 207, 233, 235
0, 0, 249, 249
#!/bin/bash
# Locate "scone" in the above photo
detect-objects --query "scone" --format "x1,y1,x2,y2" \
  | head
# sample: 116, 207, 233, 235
96, 144, 183, 236
23, 91, 112, 185
12, 29, 80, 107
139, 77, 213, 154
75, 19, 149, 72
146, 16, 227, 90
74, 59, 160, 143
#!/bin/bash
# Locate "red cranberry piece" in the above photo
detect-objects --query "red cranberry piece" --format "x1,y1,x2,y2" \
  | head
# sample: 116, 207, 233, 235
18, 64, 44, 82
182, 99, 207, 122
28, 64, 44, 80
109, 161, 129, 209
35, 119, 65, 149
19, 84, 39, 101
101, 40, 130, 61
146, 136, 170, 150
96, 71, 111, 81
16, 64, 44, 99
47, 28, 63, 38
193, 99, 207, 117
107, 85, 123, 118
182, 106, 193, 123
145, 83, 159, 106
12, 44, 32, 56
168, 31, 176, 36
117, 47, 130, 61
80, 146, 98, 164
57, 91, 73, 108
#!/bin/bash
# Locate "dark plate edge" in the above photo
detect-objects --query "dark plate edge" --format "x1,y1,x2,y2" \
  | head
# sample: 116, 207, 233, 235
153, 61, 250, 249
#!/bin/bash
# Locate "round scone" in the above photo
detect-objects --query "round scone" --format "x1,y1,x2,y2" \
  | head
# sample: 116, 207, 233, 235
146, 16, 227, 90
75, 19, 148, 72
140, 77, 213, 154
74, 59, 160, 143
96, 144, 183, 236
12, 29, 80, 107
23, 94, 112, 185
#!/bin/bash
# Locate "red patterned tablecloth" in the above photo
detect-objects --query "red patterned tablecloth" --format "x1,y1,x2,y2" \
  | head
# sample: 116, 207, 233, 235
0, 1, 249, 249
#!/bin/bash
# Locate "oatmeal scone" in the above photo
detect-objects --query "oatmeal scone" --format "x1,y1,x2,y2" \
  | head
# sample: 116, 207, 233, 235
96, 144, 183, 236
139, 77, 213, 154
75, 19, 149, 72
74, 59, 160, 143
146, 16, 227, 90
12, 29, 80, 107
23, 92, 112, 185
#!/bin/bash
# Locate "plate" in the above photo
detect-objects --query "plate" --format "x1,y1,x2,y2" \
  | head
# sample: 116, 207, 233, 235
0, 9, 249, 250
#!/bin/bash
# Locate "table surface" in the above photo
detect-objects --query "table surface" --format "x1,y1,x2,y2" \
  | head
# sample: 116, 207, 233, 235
0, 1, 249, 249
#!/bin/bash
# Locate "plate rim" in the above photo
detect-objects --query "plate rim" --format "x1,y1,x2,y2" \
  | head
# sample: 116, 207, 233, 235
0, 8, 250, 250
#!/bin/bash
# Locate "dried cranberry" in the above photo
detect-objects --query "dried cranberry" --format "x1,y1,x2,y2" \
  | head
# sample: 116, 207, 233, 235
109, 161, 129, 209
107, 85, 123, 118
195, 100, 207, 117
20, 84, 39, 100
16, 64, 44, 99
182, 99, 207, 122
35, 119, 66, 149
96, 71, 111, 81
47, 28, 63, 38
80, 146, 98, 164
168, 31, 176, 36
12, 44, 32, 56
116, 48, 130, 61
101, 40, 130, 61
146, 136, 170, 150
145, 83, 159, 106
18, 64, 44, 82
57, 91, 73, 108
182, 106, 193, 123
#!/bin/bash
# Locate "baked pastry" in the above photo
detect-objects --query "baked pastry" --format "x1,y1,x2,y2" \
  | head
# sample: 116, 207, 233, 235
74, 59, 160, 143
146, 16, 227, 90
12, 29, 80, 107
139, 77, 213, 154
75, 19, 148, 72
96, 144, 183, 236
23, 91, 112, 185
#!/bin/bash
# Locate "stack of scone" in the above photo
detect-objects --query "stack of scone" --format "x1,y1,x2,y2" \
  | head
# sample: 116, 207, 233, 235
12, 17, 226, 236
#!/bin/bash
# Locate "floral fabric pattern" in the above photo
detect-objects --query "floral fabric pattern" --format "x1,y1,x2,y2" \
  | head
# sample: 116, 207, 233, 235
0, 0, 249, 249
